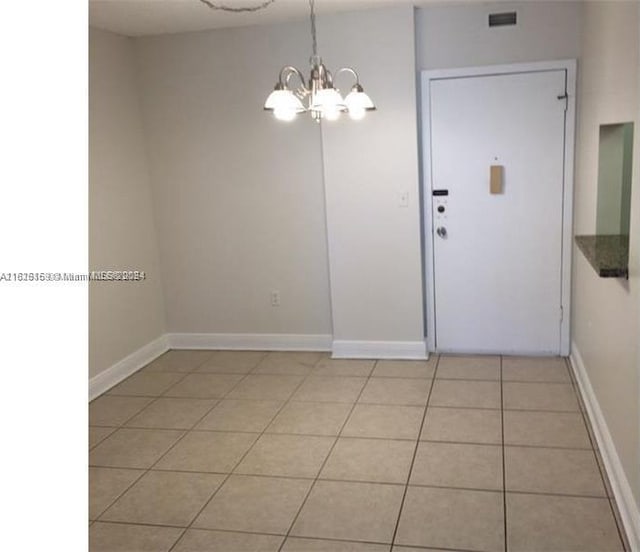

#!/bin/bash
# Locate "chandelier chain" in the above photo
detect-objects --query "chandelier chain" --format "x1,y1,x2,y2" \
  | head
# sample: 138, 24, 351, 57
309, 0, 317, 56
198, 0, 276, 13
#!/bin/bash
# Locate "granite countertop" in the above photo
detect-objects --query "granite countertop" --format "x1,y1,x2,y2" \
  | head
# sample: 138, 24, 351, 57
575, 235, 629, 278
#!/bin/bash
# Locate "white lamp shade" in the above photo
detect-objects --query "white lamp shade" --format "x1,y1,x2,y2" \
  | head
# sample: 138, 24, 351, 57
344, 89, 375, 112
264, 89, 305, 112
310, 88, 346, 112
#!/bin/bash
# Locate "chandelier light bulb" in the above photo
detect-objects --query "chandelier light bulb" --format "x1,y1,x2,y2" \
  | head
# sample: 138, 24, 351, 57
348, 106, 366, 121
323, 107, 342, 121
274, 107, 297, 122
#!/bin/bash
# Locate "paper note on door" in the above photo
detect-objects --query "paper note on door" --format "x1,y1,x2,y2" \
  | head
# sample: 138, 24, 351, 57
490, 165, 503, 194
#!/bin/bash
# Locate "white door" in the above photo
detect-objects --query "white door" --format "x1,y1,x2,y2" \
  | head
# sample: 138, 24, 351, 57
429, 69, 568, 354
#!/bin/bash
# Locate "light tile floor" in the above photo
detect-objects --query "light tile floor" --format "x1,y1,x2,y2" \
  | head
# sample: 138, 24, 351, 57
89, 351, 630, 552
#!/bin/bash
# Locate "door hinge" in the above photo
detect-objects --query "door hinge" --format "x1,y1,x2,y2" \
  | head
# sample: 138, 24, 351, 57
557, 92, 568, 111
560, 306, 564, 322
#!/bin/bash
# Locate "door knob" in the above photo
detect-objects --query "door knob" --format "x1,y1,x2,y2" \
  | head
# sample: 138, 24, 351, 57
436, 226, 447, 238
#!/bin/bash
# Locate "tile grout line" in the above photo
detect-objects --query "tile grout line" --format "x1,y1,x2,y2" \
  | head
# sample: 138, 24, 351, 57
89, 354, 224, 521
565, 357, 631, 552
89, 466, 614, 499
92, 360, 601, 527
389, 354, 441, 550
276, 359, 380, 552
566, 359, 608, 481
88, 351, 309, 539
101, 399, 585, 414
164, 353, 327, 552
88, 426, 118, 451
90, 349, 224, 433
100, 397, 587, 418
500, 355, 508, 552
92, 354, 271, 536
91, 354, 609, 551
89, 468, 148, 522
89, 354, 226, 522
94, 360, 257, 468
102, 370, 191, 421
93, 415, 597, 443
98, 348, 219, 401
86, 517, 492, 552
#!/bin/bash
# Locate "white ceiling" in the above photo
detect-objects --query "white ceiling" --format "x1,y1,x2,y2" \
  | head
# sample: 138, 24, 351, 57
88, 0, 471, 37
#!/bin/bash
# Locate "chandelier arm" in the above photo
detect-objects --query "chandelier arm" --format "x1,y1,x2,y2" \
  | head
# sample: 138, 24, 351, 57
334, 67, 360, 86
279, 66, 309, 93
198, 0, 276, 13
324, 67, 334, 88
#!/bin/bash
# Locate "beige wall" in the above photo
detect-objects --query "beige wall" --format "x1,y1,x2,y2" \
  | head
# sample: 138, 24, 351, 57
89, 27, 166, 378
135, 7, 425, 352
416, 1, 582, 70
572, 0, 639, 513
134, 20, 332, 336
106, 1, 583, 349
319, 6, 425, 347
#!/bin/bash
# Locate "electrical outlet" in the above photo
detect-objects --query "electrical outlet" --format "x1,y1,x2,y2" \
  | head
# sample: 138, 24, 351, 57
270, 290, 281, 307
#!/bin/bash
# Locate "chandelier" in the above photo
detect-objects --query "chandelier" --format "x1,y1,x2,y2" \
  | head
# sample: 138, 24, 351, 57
263, 0, 376, 122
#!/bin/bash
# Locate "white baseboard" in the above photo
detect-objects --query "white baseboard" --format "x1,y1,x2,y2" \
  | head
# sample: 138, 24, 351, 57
331, 340, 428, 359
570, 341, 640, 551
88, 334, 426, 399
166, 332, 332, 352
88, 335, 169, 401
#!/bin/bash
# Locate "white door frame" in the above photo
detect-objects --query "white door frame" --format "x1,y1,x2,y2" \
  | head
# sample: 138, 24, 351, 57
420, 59, 576, 356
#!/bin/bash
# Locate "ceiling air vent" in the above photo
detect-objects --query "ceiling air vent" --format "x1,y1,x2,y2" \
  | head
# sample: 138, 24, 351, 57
488, 12, 517, 27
